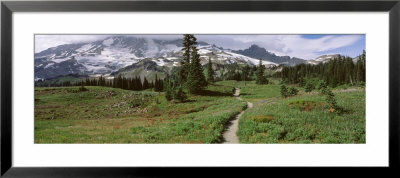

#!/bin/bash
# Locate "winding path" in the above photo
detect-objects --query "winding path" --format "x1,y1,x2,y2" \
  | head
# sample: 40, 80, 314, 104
222, 88, 253, 144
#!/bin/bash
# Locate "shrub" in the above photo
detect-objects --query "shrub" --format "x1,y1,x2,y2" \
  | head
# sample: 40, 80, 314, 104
79, 84, 88, 92
250, 115, 275, 123
288, 100, 324, 111
281, 85, 298, 97
299, 78, 306, 87
280, 85, 289, 98
317, 80, 327, 90
130, 98, 144, 108
174, 87, 187, 102
304, 82, 315, 93
358, 81, 366, 87
165, 85, 173, 101
289, 87, 299, 96
321, 87, 343, 113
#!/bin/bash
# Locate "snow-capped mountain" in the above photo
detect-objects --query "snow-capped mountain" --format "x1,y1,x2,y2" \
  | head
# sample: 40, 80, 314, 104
305, 54, 363, 65
306, 54, 340, 65
35, 36, 187, 80
34, 36, 280, 80
315, 54, 341, 62
233, 45, 306, 66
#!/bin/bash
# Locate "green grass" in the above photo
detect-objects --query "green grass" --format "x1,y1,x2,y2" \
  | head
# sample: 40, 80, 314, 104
35, 78, 366, 144
216, 80, 280, 103
228, 80, 366, 144
35, 84, 246, 143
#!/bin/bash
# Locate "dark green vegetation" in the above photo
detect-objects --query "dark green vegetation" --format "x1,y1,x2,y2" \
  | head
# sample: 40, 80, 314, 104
256, 59, 269, 84
274, 50, 366, 87
280, 84, 299, 98
35, 74, 87, 87
207, 58, 215, 83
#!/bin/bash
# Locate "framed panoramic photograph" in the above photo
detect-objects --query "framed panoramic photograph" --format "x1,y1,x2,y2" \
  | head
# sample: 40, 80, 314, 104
1, 0, 399, 177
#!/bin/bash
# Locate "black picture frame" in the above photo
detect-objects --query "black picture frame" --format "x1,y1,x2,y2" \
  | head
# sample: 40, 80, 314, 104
1, 0, 399, 177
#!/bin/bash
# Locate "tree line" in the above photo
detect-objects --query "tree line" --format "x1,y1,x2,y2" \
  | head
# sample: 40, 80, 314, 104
35, 74, 164, 92
214, 59, 270, 84
75, 75, 163, 91
274, 50, 366, 87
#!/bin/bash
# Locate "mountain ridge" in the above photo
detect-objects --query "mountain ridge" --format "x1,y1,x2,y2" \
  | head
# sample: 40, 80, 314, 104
34, 35, 354, 80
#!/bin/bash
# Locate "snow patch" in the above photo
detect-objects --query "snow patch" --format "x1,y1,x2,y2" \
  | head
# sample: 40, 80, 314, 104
76, 44, 93, 52
52, 57, 71, 63
224, 51, 277, 66
198, 49, 211, 55
166, 57, 178, 60
152, 58, 166, 66
44, 63, 54, 69
102, 38, 114, 46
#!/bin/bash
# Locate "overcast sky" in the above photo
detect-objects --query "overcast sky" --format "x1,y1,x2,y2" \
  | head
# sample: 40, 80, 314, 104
35, 34, 365, 59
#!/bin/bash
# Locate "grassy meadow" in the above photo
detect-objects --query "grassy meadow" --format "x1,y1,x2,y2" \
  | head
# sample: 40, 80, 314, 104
217, 80, 366, 144
35, 78, 365, 144
35, 84, 247, 143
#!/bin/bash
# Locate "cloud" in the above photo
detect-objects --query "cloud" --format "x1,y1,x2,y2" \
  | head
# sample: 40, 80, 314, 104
197, 34, 363, 59
35, 35, 111, 53
34, 34, 182, 53
35, 34, 364, 59
273, 35, 363, 59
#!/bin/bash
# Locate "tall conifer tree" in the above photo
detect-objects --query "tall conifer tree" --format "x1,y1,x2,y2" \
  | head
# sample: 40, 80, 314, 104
256, 59, 267, 84
143, 77, 149, 89
187, 46, 207, 94
207, 58, 214, 83
178, 34, 197, 84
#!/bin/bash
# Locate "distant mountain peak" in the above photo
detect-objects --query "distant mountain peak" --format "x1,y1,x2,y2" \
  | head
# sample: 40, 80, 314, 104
248, 44, 264, 50
233, 44, 305, 66
315, 54, 340, 62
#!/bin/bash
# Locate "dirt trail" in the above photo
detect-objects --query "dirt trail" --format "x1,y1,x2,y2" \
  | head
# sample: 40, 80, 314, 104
222, 88, 253, 144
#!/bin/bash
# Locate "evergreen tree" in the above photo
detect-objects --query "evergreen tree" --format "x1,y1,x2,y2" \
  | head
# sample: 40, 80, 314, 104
158, 79, 164, 91
186, 46, 207, 94
256, 59, 267, 84
356, 50, 366, 84
165, 78, 173, 101
275, 53, 365, 87
289, 87, 299, 96
178, 34, 197, 84
79, 81, 88, 91
242, 65, 251, 81
143, 77, 149, 89
317, 80, 327, 91
280, 85, 289, 98
305, 81, 315, 93
174, 86, 187, 102
321, 87, 341, 113
206, 58, 214, 83
154, 74, 162, 92
150, 81, 154, 89
135, 76, 142, 91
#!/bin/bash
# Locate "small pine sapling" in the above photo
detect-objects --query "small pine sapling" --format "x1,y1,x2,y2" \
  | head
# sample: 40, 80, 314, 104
305, 82, 315, 93
289, 87, 299, 96
280, 85, 289, 98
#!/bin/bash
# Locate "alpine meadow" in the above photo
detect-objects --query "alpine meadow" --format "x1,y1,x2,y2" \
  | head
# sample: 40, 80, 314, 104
34, 34, 366, 143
